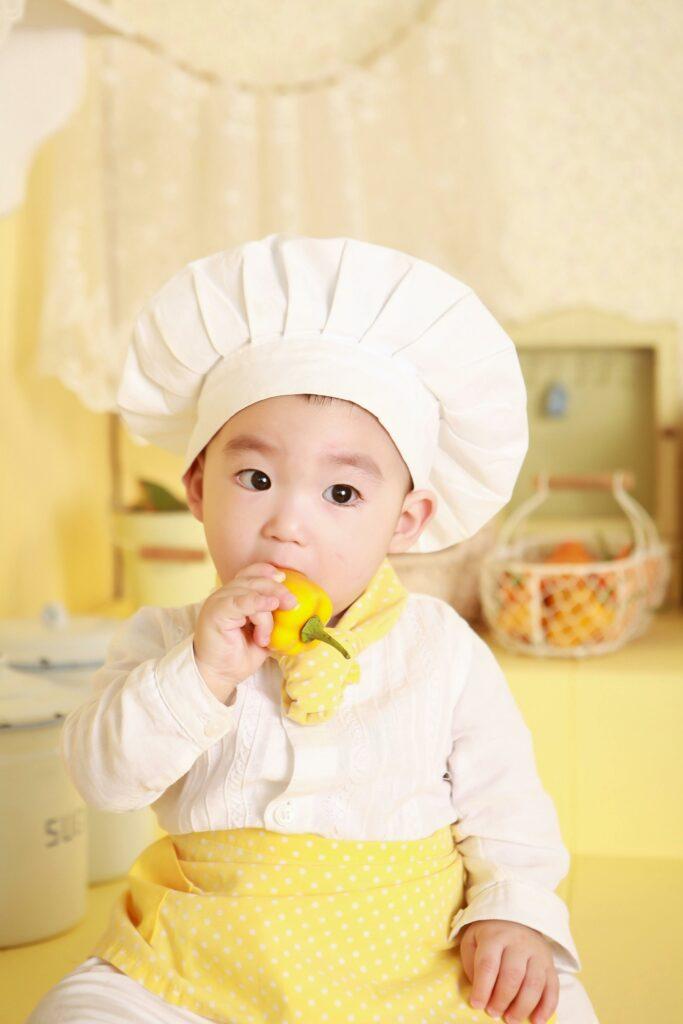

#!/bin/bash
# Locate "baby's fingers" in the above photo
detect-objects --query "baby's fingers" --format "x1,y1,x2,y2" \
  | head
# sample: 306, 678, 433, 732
469, 941, 503, 1010
485, 948, 528, 1019
502, 956, 549, 1024
237, 583, 297, 646
250, 606, 275, 647
528, 972, 559, 1024
221, 587, 278, 619
231, 589, 278, 647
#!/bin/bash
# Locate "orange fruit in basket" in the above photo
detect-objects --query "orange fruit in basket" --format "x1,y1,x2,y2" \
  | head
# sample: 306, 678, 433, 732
496, 599, 534, 643
540, 538, 617, 610
494, 537, 644, 648
495, 570, 534, 642
543, 588, 616, 647
543, 540, 596, 563
493, 573, 536, 634
497, 570, 530, 602
540, 545, 589, 609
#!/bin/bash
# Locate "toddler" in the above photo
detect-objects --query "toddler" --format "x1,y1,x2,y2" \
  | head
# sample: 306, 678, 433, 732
27, 234, 599, 1024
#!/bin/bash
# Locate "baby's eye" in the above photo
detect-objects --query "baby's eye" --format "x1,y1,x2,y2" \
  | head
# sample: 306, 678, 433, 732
323, 483, 361, 506
236, 469, 271, 491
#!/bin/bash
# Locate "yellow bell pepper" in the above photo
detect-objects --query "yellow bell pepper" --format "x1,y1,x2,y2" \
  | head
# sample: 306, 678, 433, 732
269, 569, 351, 659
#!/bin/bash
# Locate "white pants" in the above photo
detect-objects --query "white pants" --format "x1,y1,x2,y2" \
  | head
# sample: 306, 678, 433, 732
25, 955, 600, 1024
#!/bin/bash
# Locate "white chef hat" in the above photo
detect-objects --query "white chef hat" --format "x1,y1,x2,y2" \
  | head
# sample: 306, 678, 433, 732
116, 233, 528, 554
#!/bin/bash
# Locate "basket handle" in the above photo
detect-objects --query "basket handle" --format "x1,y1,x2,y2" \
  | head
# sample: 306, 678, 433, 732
497, 469, 658, 552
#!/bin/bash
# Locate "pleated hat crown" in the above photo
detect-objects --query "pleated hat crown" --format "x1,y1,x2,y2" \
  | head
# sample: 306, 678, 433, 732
116, 233, 528, 553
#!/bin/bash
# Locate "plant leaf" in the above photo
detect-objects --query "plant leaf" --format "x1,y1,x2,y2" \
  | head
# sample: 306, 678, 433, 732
136, 479, 187, 511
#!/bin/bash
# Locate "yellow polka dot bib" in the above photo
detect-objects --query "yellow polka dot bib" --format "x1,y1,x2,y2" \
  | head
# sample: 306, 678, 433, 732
274, 557, 409, 727
91, 824, 558, 1024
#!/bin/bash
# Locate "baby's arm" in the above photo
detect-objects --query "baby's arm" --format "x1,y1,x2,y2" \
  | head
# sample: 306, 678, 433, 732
446, 623, 581, 976
59, 605, 238, 812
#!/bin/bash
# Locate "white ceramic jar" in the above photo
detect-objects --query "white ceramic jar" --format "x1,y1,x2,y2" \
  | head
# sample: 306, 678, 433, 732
0, 656, 87, 946
0, 604, 157, 888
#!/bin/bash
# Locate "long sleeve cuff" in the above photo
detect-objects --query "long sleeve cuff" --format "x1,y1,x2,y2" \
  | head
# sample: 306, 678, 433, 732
448, 879, 582, 974
154, 634, 239, 746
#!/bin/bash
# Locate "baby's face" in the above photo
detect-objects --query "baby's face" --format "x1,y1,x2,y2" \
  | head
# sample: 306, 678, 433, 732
184, 395, 436, 622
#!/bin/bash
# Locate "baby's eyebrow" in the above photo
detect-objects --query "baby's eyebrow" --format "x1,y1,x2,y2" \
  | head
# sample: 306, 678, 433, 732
221, 433, 384, 481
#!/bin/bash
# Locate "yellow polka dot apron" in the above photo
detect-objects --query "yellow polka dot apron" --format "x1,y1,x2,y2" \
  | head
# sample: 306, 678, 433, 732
91, 825, 557, 1024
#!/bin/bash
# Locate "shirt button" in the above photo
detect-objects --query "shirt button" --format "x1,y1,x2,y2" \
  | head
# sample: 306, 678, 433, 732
203, 720, 224, 739
274, 801, 294, 825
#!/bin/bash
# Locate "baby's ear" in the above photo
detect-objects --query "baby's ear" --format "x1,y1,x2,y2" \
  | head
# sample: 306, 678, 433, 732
388, 488, 438, 553
182, 451, 206, 522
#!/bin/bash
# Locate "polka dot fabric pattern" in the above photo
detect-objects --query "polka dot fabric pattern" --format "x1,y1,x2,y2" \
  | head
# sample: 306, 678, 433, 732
91, 824, 557, 1024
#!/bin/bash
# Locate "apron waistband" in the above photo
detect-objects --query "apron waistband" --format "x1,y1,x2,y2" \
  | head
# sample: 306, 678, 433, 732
129, 824, 461, 898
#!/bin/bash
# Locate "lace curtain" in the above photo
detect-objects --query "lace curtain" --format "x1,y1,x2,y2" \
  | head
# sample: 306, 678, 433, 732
33, 0, 506, 412
33, 0, 683, 410
0, 0, 24, 45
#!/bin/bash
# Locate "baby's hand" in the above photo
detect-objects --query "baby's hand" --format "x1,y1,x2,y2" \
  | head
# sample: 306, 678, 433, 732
193, 562, 298, 703
459, 919, 559, 1024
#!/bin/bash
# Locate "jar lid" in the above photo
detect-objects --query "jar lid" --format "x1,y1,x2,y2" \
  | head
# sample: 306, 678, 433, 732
0, 655, 83, 730
0, 602, 121, 670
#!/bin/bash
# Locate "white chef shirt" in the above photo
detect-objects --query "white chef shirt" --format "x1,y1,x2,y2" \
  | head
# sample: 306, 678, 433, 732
60, 591, 581, 976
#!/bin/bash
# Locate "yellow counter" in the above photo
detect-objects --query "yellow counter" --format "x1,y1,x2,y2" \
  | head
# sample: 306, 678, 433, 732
481, 608, 683, 861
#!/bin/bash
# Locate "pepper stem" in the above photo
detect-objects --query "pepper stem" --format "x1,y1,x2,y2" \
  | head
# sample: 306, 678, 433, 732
300, 616, 351, 659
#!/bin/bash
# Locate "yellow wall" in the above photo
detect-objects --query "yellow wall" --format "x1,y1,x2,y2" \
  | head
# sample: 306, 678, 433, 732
0, 131, 196, 618
0, 141, 113, 617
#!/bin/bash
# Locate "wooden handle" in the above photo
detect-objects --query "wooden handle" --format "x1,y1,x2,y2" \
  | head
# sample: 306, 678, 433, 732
533, 471, 635, 492
138, 546, 207, 563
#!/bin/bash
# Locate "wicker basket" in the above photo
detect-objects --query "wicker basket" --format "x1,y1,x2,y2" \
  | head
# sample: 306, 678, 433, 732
479, 471, 671, 657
